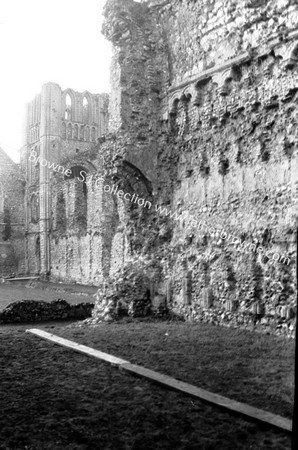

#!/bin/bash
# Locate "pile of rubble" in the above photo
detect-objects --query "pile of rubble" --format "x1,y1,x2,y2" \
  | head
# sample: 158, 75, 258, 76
88, 257, 167, 323
89, 276, 151, 323
0, 299, 94, 324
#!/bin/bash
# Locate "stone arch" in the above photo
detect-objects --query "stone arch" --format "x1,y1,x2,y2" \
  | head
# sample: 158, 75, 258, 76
169, 91, 183, 115
64, 164, 90, 235
113, 159, 153, 195
212, 68, 233, 96
168, 95, 181, 135
62, 89, 76, 121
275, 40, 298, 69
67, 122, 73, 139
73, 124, 79, 140
100, 159, 153, 278
169, 97, 179, 116
65, 94, 72, 120
80, 125, 85, 140
65, 164, 89, 180
182, 85, 196, 102
180, 87, 195, 134
111, 160, 153, 242
287, 41, 298, 69
193, 78, 210, 107
82, 92, 92, 123
91, 126, 96, 142
85, 126, 90, 141
30, 193, 39, 224
61, 157, 97, 179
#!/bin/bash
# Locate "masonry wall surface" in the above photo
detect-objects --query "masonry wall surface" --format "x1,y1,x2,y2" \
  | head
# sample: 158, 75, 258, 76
15, 0, 298, 336
0, 148, 25, 277
155, 0, 298, 326
94, 0, 298, 336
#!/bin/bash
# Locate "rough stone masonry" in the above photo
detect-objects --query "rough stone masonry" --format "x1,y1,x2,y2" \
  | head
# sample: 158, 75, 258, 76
2, 0, 298, 336
93, 0, 298, 336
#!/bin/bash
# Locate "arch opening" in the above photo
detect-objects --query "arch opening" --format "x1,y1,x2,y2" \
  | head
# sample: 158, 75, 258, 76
83, 96, 89, 123
65, 93, 72, 120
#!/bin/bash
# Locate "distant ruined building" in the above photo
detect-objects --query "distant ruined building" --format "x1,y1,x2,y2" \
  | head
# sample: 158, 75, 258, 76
1, 0, 298, 333
0, 149, 25, 277
21, 83, 109, 280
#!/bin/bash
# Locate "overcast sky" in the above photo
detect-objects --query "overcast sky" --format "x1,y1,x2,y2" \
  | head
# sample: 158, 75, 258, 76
0, 0, 112, 162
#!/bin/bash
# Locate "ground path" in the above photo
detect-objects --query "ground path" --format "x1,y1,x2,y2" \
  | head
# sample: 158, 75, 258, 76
0, 323, 294, 449
0, 283, 294, 449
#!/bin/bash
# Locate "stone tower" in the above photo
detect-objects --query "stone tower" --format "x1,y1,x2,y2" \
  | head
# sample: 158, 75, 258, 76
23, 82, 109, 276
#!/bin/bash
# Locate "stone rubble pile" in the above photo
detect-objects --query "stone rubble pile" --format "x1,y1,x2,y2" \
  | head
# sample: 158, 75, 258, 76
0, 299, 94, 324
151, 294, 168, 317
88, 258, 167, 323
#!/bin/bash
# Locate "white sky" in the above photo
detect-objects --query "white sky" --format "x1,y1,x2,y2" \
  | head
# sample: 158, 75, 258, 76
0, 0, 112, 162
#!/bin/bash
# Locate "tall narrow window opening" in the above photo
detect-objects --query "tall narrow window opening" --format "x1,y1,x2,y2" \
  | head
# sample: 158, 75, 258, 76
83, 96, 89, 122
65, 93, 72, 120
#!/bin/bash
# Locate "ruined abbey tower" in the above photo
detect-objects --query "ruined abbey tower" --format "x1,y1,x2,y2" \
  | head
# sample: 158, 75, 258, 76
22, 83, 109, 280
3, 0, 298, 332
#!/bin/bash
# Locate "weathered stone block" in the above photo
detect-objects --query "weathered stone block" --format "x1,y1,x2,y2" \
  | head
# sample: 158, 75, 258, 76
182, 271, 192, 305
280, 306, 288, 318
202, 287, 213, 308
286, 307, 295, 320
166, 278, 173, 304
225, 299, 238, 312
252, 301, 264, 315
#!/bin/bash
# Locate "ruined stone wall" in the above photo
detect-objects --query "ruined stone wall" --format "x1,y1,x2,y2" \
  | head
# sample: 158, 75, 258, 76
94, 0, 298, 335
16, 0, 298, 336
154, 0, 298, 335
155, 0, 298, 85
102, 0, 169, 186
23, 83, 109, 279
22, 79, 152, 285
50, 171, 110, 285
49, 149, 153, 286
0, 148, 25, 276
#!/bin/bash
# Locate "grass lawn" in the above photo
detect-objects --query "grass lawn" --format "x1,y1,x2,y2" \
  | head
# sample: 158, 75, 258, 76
0, 318, 294, 449
55, 319, 295, 420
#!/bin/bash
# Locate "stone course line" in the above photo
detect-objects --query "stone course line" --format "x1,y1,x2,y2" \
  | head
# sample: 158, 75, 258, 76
27, 328, 293, 434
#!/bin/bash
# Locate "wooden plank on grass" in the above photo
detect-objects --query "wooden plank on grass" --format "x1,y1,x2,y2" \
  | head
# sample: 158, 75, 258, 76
26, 329, 129, 366
27, 329, 292, 433
4, 277, 40, 281
120, 363, 292, 433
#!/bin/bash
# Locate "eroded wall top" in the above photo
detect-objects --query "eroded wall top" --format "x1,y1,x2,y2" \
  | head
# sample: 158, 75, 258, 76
103, 0, 298, 92
154, 0, 298, 86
